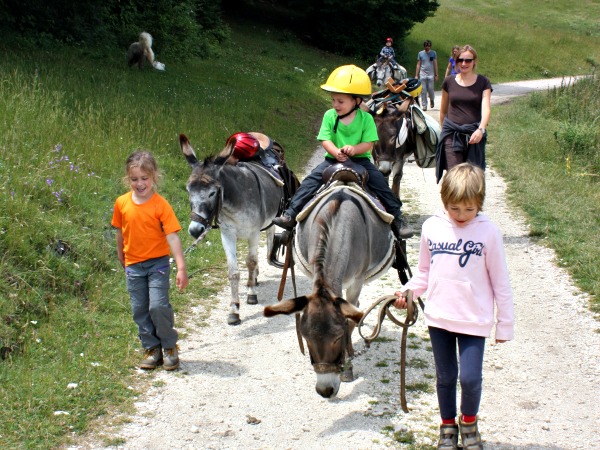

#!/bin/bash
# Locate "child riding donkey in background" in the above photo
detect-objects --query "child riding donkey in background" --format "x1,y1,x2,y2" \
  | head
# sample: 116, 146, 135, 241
379, 37, 400, 69
112, 151, 188, 371
393, 163, 514, 449
272, 64, 413, 239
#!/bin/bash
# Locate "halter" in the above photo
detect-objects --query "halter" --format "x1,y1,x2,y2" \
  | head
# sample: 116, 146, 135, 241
308, 318, 350, 374
189, 185, 222, 230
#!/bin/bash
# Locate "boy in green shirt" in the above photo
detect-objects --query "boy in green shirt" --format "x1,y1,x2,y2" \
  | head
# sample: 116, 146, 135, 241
273, 65, 412, 239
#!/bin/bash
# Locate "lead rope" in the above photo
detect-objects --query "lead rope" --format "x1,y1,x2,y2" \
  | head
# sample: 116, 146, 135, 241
358, 292, 418, 413
276, 230, 304, 355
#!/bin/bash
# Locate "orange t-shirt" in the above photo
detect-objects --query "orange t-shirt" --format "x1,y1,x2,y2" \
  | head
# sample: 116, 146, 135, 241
111, 191, 182, 266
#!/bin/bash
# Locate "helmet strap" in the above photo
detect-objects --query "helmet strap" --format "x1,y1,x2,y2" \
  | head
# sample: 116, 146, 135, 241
333, 100, 360, 133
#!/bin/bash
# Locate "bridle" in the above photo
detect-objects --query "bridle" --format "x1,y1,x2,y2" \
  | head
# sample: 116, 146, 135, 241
309, 319, 350, 374
189, 185, 222, 230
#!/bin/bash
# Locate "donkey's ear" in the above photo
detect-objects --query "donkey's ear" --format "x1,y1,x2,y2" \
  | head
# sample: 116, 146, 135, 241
180, 134, 199, 167
214, 140, 235, 166
338, 298, 364, 324
264, 296, 308, 317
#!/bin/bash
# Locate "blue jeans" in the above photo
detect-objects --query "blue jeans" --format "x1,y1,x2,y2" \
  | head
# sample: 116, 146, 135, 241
428, 326, 486, 420
286, 157, 402, 218
125, 255, 177, 350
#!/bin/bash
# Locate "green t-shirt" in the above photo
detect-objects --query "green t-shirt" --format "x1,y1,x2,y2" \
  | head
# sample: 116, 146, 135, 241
317, 108, 379, 159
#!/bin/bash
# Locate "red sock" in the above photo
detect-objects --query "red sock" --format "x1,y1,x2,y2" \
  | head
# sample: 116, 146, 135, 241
442, 418, 456, 425
462, 414, 476, 423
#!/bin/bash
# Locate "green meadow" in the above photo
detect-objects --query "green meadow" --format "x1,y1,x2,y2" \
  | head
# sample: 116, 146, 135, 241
0, 1, 598, 447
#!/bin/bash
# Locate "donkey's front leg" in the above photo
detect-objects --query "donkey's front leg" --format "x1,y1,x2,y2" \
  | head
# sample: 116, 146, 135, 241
391, 159, 405, 201
245, 232, 260, 305
221, 228, 241, 325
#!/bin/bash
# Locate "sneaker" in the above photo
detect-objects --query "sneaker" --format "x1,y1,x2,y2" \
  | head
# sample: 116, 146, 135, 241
272, 212, 297, 230
437, 424, 459, 449
140, 347, 162, 370
163, 346, 180, 371
422, 105, 428, 111
459, 416, 483, 450
392, 217, 414, 240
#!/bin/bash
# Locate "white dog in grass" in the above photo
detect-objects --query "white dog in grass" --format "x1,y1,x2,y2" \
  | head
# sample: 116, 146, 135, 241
127, 32, 165, 71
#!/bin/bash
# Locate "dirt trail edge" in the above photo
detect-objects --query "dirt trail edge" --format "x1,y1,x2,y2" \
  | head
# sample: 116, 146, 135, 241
74, 78, 598, 450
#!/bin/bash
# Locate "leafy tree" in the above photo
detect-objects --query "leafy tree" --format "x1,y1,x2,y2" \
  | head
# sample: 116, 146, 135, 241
221, 0, 439, 59
0, 0, 228, 58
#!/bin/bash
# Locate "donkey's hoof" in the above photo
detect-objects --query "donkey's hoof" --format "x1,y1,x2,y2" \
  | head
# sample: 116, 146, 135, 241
247, 294, 258, 305
227, 313, 241, 326
340, 367, 354, 383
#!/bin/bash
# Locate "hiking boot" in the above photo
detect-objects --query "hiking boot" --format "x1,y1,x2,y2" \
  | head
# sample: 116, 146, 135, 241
459, 416, 483, 450
392, 217, 414, 240
272, 212, 297, 230
437, 424, 459, 449
140, 346, 162, 370
163, 346, 180, 371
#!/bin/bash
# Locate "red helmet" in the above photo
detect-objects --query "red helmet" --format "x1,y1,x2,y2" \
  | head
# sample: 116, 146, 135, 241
226, 132, 260, 159
386, 37, 393, 43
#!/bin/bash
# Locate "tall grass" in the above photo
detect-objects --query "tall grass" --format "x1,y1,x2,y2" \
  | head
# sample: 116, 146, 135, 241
0, 4, 599, 448
489, 77, 600, 309
0, 22, 349, 449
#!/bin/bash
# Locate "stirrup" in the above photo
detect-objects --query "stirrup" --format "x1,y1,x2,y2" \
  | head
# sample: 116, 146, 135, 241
268, 230, 292, 268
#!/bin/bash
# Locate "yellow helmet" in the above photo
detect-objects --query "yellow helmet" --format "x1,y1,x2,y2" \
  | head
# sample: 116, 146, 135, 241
320, 65, 372, 97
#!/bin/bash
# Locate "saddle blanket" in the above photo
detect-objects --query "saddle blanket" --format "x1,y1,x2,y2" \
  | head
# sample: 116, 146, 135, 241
245, 161, 284, 187
296, 182, 394, 224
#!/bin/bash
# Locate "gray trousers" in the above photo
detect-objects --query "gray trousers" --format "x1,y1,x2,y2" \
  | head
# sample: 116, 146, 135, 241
421, 77, 435, 106
125, 255, 178, 350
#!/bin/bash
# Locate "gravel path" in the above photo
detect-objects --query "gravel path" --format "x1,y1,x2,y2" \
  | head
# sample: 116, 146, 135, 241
73, 78, 599, 450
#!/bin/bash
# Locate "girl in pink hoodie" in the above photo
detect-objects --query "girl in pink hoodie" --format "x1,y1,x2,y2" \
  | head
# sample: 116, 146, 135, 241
394, 163, 514, 450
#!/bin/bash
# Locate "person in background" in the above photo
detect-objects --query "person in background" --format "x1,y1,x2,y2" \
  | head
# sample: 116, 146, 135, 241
112, 151, 189, 371
436, 44, 492, 183
379, 37, 399, 68
415, 39, 438, 110
393, 162, 514, 450
444, 45, 461, 78
272, 64, 413, 239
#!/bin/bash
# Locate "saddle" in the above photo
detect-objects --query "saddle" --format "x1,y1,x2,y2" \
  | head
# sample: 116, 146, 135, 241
322, 160, 368, 187
296, 160, 393, 225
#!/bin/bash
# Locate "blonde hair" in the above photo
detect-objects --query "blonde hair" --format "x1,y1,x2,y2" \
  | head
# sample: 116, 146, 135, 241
440, 163, 485, 211
123, 150, 160, 187
459, 44, 478, 69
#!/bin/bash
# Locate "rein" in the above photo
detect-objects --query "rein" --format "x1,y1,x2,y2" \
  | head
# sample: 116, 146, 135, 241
276, 228, 304, 355
182, 187, 222, 278
169, 225, 213, 280
358, 292, 418, 413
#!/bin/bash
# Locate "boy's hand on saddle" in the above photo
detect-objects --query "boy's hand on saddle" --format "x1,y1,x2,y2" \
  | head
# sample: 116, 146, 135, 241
393, 290, 408, 309
339, 145, 355, 157
336, 147, 349, 161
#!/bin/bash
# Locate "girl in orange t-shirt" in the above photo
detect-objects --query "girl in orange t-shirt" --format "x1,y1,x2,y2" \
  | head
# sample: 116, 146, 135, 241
111, 151, 188, 371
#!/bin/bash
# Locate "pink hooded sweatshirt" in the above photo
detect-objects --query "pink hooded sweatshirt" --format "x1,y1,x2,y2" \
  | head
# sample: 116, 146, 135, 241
404, 210, 514, 341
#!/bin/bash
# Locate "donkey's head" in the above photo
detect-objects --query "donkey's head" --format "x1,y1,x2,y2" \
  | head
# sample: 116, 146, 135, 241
180, 134, 224, 238
373, 108, 409, 176
264, 286, 363, 398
